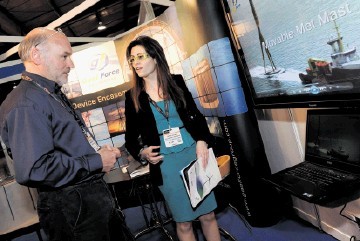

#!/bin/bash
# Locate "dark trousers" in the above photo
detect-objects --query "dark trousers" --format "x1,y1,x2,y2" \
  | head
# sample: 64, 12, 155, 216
37, 178, 133, 241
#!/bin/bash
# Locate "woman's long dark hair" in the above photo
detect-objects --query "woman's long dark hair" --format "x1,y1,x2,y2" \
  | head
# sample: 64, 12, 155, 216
126, 35, 185, 112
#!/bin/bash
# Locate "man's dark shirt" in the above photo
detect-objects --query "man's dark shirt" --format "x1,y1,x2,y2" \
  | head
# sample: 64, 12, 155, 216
0, 71, 103, 189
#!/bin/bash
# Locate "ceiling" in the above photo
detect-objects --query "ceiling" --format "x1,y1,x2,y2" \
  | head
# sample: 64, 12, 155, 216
0, 0, 172, 62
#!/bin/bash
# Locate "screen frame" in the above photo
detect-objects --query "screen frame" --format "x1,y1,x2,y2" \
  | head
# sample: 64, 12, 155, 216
224, 0, 360, 109
237, 49, 360, 109
304, 108, 360, 174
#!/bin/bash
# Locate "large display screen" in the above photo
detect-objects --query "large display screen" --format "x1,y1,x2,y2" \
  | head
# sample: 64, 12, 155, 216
228, 0, 360, 108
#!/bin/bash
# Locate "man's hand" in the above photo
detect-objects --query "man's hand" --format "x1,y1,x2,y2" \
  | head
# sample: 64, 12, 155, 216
109, 146, 121, 158
97, 145, 118, 172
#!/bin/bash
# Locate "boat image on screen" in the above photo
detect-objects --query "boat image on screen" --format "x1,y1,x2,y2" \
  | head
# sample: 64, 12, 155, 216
299, 21, 360, 86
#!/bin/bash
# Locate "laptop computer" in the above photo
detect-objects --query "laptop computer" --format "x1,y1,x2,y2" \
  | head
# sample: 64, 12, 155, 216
265, 108, 360, 206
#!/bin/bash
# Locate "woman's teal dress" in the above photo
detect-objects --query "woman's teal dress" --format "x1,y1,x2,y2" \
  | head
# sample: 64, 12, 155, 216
150, 100, 217, 222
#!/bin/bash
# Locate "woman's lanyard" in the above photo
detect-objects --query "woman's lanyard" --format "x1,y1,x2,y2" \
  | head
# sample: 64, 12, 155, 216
148, 95, 183, 147
21, 74, 101, 151
148, 95, 170, 129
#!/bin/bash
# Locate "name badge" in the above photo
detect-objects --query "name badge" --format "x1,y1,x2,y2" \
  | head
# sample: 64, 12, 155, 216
87, 133, 100, 151
163, 127, 183, 147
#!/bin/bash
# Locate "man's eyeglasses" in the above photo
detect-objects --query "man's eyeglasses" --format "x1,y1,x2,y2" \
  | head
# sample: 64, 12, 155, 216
35, 28, 63, 47
128, 53, 150, 65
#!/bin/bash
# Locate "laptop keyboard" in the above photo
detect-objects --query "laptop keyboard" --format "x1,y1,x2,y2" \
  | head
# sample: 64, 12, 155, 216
286, 163, 352, 187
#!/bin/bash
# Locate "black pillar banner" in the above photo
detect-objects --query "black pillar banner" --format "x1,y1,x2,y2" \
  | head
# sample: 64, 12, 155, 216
219, 113, 283, 227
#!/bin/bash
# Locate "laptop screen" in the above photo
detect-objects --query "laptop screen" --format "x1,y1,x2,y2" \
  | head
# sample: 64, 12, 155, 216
305, 108, 360, 174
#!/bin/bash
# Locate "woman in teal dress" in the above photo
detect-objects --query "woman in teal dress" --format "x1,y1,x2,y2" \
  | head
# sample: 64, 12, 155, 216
125, 36, 221, 241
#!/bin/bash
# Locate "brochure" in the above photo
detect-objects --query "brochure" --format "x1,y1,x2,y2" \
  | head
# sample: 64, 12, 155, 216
180, 148, 222, 208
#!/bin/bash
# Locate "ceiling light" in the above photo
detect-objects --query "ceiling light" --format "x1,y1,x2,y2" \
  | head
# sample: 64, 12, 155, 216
98, 22, 106, 30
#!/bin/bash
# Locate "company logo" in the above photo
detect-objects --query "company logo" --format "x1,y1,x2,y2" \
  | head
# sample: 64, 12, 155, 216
89, 53, 109, 71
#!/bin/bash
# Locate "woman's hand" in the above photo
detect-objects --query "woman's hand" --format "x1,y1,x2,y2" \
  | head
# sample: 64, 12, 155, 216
196, 141, 209, 169
139, 145, 163, 164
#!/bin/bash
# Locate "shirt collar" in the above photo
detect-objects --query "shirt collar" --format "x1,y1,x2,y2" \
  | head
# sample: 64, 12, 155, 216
23, 71, 58, 94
